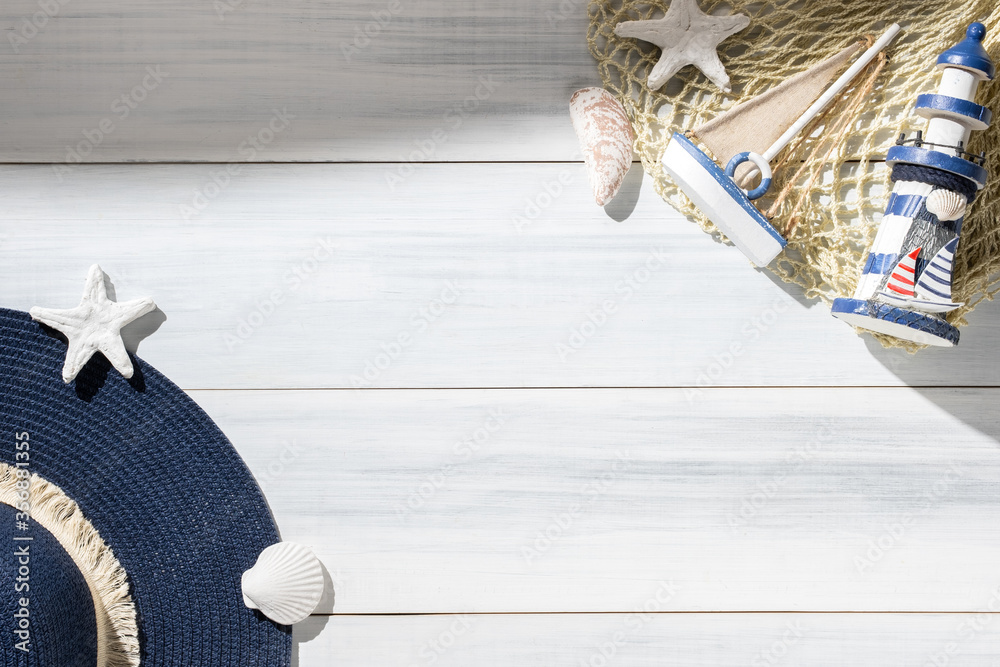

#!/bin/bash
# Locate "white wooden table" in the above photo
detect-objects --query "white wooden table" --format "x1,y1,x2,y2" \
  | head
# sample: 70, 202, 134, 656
3, 1, 1000, 664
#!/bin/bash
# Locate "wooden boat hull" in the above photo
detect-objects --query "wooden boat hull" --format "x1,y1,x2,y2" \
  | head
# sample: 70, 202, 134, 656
662, 133, 786, 267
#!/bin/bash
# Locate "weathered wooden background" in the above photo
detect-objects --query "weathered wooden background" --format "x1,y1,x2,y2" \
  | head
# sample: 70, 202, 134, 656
2, 0, 1000, 664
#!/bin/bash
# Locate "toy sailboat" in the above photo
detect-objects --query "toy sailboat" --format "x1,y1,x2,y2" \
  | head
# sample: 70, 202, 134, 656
878, 240, 963, 313
662, 24, 901, 266
833, 23, 994, 347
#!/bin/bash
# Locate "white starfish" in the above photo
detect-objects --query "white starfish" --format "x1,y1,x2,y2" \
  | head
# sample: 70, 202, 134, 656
30, 265, 156, 383
614, 0, 750, 93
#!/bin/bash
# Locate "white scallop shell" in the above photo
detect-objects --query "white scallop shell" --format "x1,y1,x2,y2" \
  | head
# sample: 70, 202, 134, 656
925, 189, 967, 222
569, 87, 635, 206
242, 542, 325, 625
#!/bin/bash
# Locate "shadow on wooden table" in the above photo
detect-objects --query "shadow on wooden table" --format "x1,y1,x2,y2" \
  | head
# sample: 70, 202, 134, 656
291, 560, 337, 666
863, 298, 1000, 446
759, 260, 1000, 445
602, 163, 644, 222
292, 616, 330, 667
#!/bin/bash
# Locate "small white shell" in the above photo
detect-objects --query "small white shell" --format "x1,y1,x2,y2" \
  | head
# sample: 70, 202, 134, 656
925, 189, 968, 222
569, 87, 635, 206
242, 542, 325, 625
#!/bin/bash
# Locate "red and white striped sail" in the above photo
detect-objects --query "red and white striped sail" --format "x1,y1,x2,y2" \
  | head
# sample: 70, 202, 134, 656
883, 247, 921, 298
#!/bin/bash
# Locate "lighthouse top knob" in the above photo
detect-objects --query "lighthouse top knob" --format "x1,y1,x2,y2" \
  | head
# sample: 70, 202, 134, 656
937, 22, 994, 80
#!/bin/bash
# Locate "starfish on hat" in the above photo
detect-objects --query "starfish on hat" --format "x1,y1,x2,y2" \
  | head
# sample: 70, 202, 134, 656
30, 264, 156, 383
614, 0, 750, 93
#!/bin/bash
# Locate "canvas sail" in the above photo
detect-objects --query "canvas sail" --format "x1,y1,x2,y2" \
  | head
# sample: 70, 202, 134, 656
879, 243, 963, 313
691, 40, 863, 179
883, 247, 920, 298
915, 238, 959, 305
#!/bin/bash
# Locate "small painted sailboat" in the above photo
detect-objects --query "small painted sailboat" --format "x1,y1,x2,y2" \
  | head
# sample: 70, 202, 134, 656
878, 239, 963, 313
879, 247, 920, 305
662, 24, 901, 266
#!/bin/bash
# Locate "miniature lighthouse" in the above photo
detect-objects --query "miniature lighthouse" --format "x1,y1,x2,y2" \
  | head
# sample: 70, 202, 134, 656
832, 23, 994, 347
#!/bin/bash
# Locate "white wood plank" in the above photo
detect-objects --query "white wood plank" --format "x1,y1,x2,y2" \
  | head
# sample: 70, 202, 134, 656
0, 0, 594, 161
193, 387, 1000, 613
293, 613, 1000, 666
4, 163, 997, 389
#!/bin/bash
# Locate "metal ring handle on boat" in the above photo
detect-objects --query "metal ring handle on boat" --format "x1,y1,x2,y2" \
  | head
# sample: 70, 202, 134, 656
724, 152, 772, 201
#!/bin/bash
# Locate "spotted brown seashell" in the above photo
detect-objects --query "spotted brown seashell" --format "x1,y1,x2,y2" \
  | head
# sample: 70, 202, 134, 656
569, 87, 635, 206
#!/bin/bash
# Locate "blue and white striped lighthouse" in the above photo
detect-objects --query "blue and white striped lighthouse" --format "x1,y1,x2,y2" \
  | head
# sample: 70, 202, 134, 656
832, 23, 994, 347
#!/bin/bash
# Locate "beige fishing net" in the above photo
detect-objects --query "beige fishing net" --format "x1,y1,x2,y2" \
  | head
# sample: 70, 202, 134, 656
588, 1, 1000, 349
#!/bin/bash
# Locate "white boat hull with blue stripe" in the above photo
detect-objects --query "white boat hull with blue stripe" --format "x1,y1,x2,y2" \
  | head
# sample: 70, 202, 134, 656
662, 133, 786, 267
879, 294, 962, 314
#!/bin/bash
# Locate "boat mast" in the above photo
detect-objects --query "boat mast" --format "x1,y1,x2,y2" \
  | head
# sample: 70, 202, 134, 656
740, 23, 901, 183
761, 24, 902, 163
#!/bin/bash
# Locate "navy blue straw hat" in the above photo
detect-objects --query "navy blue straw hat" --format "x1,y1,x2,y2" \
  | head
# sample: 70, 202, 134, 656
0, 306, 294, 665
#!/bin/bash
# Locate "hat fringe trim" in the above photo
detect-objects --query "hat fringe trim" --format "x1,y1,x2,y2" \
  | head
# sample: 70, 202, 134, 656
0, 463, 141, 667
